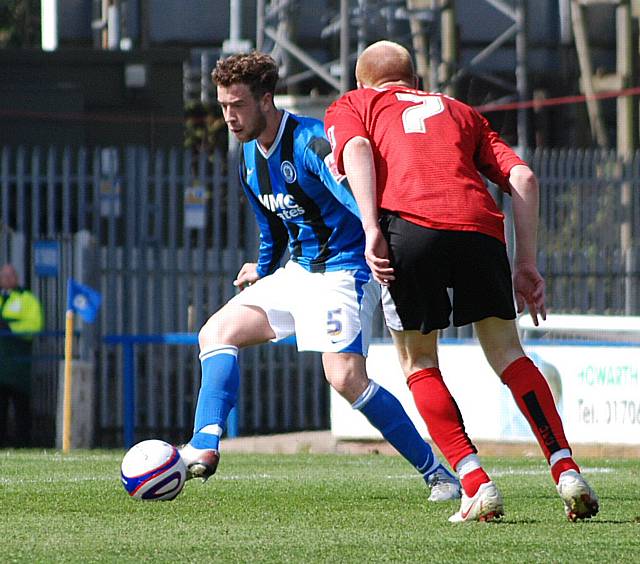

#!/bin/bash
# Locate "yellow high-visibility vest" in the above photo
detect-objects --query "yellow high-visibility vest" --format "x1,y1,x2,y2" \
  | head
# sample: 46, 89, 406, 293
0, 289, 44, 340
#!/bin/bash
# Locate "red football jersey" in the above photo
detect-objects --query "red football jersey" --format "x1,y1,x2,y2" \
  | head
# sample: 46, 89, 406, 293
325, 86, 527, 243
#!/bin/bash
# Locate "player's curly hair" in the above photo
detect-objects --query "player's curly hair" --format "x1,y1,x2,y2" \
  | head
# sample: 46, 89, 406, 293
212, 52, 279, 99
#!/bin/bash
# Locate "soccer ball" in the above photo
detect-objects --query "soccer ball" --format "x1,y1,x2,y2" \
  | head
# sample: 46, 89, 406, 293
120, 439, 187, 501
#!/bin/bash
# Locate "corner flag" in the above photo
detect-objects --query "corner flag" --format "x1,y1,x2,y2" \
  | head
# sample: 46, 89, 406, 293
62, 278, 102, 453
67, 278, 102, 323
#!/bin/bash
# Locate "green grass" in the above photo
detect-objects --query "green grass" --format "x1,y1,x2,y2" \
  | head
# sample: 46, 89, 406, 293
1, 450, 639, 563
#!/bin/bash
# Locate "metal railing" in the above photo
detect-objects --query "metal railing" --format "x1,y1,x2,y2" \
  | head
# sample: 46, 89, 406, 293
1, 144, 638, 446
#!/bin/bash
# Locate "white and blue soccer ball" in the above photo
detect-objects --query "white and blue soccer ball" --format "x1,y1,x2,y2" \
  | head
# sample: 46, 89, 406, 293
120, 439, 187, 501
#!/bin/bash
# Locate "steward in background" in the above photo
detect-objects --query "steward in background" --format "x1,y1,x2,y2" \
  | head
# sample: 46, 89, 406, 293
0, 263, 44, 447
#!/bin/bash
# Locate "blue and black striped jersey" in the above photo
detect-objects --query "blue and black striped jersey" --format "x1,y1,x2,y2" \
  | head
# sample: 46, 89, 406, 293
239, 111, 368, 277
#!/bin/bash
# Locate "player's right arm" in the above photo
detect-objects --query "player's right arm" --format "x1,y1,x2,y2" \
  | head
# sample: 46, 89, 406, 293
233, 262, 259, 290
341, 136, 394, 285
244, 189, 288, 277
325, 97, 394, 285
239, 172, 289, 279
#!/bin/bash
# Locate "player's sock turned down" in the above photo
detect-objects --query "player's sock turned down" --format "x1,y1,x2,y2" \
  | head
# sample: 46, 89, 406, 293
352, 380, 439, 475
407, 368, 478, 471
190, 344, 240, 452
501, 356, 579, 482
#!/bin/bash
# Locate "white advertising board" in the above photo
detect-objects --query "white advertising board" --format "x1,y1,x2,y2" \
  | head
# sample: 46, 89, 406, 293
331, 342, 640, 445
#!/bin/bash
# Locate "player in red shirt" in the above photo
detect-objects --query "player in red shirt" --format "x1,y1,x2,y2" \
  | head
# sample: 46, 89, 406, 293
325, 40, 599, 523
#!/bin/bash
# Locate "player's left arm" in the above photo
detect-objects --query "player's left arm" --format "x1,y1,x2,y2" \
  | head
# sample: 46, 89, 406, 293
509, 164, 546, 326
473, 112, 525, 192
470, 110, 545, 324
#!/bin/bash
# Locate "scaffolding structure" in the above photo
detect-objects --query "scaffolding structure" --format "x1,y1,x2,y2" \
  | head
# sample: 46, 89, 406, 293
86, 0, 631, 151
256, 0, 632, 151
257, 0, 532, 145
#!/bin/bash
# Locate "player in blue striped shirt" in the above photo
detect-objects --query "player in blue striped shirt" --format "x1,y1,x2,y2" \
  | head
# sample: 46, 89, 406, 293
179, 51, 459, 503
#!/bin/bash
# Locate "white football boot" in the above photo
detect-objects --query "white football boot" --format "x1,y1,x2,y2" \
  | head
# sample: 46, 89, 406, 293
424, 464, 462, 502
448, 481, 504, 523
556, 470, 599, 521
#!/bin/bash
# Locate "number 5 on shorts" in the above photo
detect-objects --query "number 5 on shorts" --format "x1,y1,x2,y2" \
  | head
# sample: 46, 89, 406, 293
327, 308, 343, 336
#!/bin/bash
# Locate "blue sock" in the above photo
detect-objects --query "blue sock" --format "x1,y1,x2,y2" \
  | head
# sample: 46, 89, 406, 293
191, 345, 240, 451
353, 381, 437, 474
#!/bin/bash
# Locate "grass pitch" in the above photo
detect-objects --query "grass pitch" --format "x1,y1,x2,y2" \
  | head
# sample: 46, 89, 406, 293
1, 450, 638, 563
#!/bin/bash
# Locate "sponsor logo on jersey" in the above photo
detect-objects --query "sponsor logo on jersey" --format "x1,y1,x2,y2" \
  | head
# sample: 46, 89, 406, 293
281, 160, 297, 183
258, 192, 305, 220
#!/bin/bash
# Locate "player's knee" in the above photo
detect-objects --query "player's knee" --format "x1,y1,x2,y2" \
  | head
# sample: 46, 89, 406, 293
327, 373, 369, 403
322, 353, 368, 399
396, 354, 438, 377
198, 315, 228, 348
485, 348, 525, 376
325, 370, 353, 394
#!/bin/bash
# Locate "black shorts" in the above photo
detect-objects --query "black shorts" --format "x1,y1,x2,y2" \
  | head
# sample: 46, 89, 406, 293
380, 213, 516, 333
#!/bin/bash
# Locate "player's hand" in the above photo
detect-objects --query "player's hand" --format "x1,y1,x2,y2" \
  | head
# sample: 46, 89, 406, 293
513, 262, 546, 326
364, 227, 394, 286
234, 263, 260, 291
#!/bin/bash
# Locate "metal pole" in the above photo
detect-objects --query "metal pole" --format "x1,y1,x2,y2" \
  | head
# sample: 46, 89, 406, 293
140, 0, 150, 49
227, 407, 239, 438
570, 0, 609, 147
123, 341, 135, 448
41, 0, 59, 51
340, 0, 350, 93
617, 1, 635, 313
256, 0, 265, 51
406, 0, 430, 90
440, 0, 457, 96
617, 0, 634, 157
230, 0, 242, 43
201, 51, 211, 103
515, 0, 529, 148
429, 0, 440, 92
357, 0, 368, 55
107, 0, 121, 50
224, 0, 251, 53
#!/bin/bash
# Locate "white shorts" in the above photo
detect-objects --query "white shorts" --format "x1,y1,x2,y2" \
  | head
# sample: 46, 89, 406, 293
229, 260, 380, 355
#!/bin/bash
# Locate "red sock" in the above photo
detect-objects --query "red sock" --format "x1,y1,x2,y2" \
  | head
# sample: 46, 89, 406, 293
460, 467, 491, 497
407, 368, 477, 469
501, 357, 570, 462
551, 458, 580, 484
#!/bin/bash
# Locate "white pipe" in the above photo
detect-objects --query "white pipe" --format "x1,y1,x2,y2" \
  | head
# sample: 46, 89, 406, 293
41, 0, 58, 51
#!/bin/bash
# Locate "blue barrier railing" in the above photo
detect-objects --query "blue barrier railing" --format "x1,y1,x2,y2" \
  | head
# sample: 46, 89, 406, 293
0, 329, 66, 339
4, 329, 297, 448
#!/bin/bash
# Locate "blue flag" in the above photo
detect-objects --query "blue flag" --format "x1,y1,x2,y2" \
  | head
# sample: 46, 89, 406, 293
67, 278, 102, 323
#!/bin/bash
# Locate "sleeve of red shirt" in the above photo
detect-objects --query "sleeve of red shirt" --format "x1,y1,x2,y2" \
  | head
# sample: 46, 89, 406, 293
325, 95, 369, 175
473, 111, 527, 194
